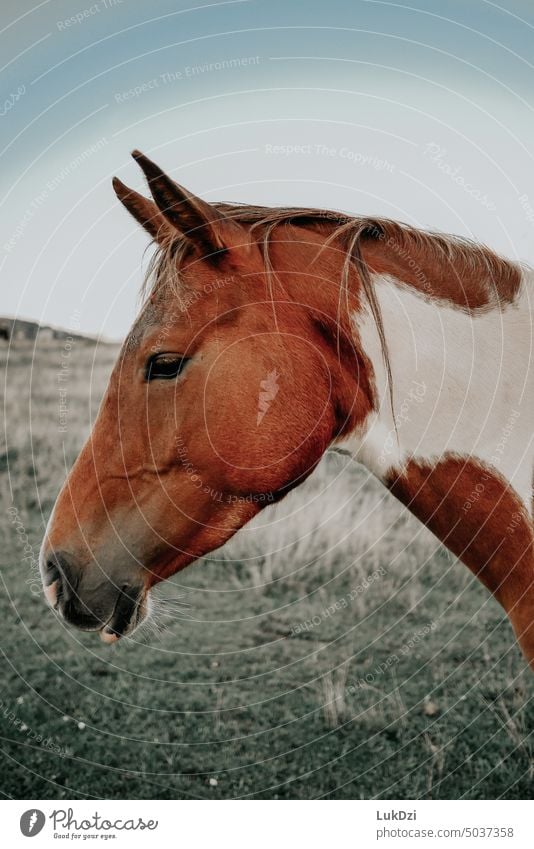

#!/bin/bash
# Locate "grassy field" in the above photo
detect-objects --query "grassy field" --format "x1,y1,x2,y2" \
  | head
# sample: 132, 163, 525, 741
0, 337, 532, 800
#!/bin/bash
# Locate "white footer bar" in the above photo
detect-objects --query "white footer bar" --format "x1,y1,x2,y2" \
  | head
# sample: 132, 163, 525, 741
3, 799, 532, 848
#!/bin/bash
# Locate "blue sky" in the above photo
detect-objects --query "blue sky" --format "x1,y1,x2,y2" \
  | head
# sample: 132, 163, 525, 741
1, 0, 533, 338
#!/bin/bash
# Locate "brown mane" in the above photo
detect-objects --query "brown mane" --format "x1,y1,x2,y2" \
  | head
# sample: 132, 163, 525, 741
143, 203, 523, 312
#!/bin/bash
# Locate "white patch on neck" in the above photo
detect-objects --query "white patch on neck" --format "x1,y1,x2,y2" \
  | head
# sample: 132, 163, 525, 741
337, 272, 534, 513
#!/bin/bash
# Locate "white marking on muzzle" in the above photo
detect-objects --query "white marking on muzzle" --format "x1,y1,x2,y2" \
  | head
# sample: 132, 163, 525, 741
43, 580, 58, 608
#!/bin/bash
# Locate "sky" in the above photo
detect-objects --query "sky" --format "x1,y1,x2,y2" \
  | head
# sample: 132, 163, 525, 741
1, 0, 534, 339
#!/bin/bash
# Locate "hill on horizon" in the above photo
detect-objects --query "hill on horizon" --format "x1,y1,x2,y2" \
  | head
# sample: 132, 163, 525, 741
0, 315, 112, 344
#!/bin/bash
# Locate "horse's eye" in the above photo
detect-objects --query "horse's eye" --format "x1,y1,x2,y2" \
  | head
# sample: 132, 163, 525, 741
146, 354, 189, 381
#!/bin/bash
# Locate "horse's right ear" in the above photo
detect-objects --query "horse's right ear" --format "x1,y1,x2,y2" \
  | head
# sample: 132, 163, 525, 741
112, 176, 171, 242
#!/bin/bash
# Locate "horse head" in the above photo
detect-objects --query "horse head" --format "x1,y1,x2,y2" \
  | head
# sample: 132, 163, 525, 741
39, 151, 373, 642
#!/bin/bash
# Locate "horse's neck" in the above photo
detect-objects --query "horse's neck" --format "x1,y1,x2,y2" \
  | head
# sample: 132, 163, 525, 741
334, 268, 534, 668
341, 271, 533, 512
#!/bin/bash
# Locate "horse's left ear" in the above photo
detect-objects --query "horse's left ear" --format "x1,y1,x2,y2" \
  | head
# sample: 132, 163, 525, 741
131, 150, 256, 268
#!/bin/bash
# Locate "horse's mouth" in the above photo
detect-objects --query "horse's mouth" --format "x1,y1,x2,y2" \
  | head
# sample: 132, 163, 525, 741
44, 576, 148, 643
99, 589, 148, 644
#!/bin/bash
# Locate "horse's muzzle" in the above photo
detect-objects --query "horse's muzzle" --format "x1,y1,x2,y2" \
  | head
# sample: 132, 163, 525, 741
40, 549, 146, 642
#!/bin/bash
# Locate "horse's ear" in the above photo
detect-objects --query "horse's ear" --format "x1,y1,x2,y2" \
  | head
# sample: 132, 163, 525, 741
131, 150, 255, 266
112, 177, 172, 242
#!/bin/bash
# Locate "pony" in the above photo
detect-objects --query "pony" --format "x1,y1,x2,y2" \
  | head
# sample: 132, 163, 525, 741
40, 150, 534, 668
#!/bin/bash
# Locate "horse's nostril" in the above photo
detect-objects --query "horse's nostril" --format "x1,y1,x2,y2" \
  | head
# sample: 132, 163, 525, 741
42, 550, 79, 609
41, 554, 64, 608
44, 556, 61, 587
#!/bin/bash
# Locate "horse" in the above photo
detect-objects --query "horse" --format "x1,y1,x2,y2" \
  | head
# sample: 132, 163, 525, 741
40, 150, 534, 669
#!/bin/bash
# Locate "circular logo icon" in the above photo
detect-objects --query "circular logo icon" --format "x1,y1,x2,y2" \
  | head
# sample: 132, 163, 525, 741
20, 810, 46, 837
